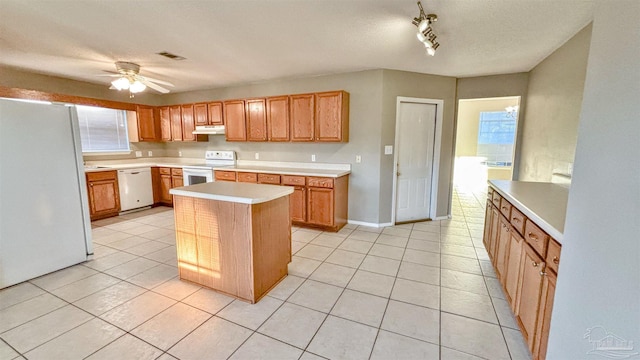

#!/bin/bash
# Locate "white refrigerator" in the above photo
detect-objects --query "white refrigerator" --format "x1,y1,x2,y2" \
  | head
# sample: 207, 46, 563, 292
0, 98, 92, 289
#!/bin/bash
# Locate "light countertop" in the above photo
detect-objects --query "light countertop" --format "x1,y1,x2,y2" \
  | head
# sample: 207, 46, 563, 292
169, 182, 294, 204
489, 180, 569, 242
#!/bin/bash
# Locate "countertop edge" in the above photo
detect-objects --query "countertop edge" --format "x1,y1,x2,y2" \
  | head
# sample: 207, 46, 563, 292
170, 185, 294, 204
212, 166, 351, 178
489, 180, 567, 242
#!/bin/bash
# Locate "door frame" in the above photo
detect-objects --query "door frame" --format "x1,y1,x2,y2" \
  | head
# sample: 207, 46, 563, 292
391, 97, 444, 224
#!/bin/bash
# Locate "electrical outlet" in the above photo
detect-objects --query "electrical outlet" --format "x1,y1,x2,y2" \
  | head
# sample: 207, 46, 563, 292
135, 151, 142, 158
311, 154, 316, 162
255, 152, 260, 160
147, 151, 153, 157
356, 155, 361, 163
178, 151, 182, 157
384, 145, 393, 155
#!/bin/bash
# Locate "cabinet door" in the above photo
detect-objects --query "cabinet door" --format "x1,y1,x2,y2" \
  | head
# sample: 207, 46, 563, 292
208, 102, 224, 125
290, 186, 306, 223
194, 103, 208, 126
516, 243, 545, 352
315, 91, 349, 142
533, 270, 557, 360
505, 231, 524, 308
159, 106, 172, 141
181, 104, 197, 142
87, 179, 120, 218
224, 100, 246, 141
290, 94, 314, 142
246, 99, 267, 141
160, 174, 173, 204
488, 207, 501, 260
135, 105, 158, 141
172, 175, 183, 188
307, 187, 334, 226
495, 215, 511, 280
483, 200, 493, 249
170, 105, 183, 141
266, 96, 290, 141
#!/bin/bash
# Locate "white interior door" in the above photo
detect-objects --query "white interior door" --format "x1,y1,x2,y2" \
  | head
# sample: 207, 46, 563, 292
395, 101, 437, 223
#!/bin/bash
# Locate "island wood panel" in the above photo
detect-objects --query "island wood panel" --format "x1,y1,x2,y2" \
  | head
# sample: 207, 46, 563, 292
250, 196, 291, 300
173, 194, 291, 303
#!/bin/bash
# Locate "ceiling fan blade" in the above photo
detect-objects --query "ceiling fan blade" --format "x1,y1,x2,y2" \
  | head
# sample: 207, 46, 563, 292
138, 78, 170, 94
137, 75, 174, 87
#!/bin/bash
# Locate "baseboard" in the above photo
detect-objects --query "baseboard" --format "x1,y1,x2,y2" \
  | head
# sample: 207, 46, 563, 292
347, 220, 393, 228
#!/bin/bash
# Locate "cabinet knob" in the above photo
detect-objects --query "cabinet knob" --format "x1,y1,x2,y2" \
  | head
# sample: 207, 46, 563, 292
540, 270, 546, 276
90, 184, 93, 187
553, 256, 559, 264
528, 232, 538, 241
512, 218, 520, 223
532, 261, 539, 267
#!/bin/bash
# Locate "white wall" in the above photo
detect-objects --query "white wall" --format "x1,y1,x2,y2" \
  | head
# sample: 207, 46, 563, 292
547, 1, 640, 358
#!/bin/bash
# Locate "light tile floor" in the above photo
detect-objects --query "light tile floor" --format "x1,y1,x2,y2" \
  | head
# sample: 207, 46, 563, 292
0, 187, 531, 360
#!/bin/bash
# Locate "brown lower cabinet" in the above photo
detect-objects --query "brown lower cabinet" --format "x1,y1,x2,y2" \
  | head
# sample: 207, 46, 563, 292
214, 170, 349, 231
155, 167, 183, 206
484, 185, 561, 360
86, 170, 120, 220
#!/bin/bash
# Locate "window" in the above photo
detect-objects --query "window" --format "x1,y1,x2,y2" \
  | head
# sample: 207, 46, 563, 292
76, 105, 129, 153
477, 111, 516, 166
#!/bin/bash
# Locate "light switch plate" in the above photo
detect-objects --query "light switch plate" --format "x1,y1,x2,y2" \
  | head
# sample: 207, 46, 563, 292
147, 151, 153, 157
178, 151, 182, 157
135, 151, 142, 158
356, 155, 361, 163
311, 154, 316, 162
384, 145, 393, 155
255, 153, 260, 160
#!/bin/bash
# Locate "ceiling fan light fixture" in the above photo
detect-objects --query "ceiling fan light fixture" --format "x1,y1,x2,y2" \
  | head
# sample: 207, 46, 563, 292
412, 2, 441, 57
129, 80, 146, 93
111, 77, 130, 90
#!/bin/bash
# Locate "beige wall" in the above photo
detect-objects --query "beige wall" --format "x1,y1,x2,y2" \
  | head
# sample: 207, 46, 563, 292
456, 97, 520, 156
518, 24, 592, 181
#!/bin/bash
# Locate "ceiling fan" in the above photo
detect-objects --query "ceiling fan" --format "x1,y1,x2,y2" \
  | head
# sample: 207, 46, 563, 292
99, 61, 174, 95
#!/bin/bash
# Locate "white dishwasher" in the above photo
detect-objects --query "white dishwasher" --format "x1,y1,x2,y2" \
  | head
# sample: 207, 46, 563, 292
118, 167, 154, 212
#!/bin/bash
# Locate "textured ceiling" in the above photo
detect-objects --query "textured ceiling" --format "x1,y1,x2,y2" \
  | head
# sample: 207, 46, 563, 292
0, 0, 594, 93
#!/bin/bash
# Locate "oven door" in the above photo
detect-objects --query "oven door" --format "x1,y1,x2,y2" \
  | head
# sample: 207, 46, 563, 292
182, 167, 214, 186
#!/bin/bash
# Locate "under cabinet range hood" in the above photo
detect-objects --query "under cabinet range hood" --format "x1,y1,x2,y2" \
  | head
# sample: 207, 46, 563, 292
193, 125, 225, 135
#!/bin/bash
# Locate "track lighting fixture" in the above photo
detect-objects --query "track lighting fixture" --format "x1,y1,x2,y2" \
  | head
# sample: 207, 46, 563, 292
412, 1, 440, 56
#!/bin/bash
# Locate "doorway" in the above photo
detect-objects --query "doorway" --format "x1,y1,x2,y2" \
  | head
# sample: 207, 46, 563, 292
454, 96, 520, 192
392, 97, 443, 224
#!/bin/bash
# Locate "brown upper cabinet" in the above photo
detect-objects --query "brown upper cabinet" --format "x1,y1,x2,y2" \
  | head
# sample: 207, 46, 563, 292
194, 103, 208, 126
159, 106, 172, 141
246, 99, 267, 141
315, 91, 349, 142
135, 105, 159, 141
267, 96, 290, 142
290, 93, 315, 142
208, 102, 224, 125
170, 105, 182, 141
224, 100, 247, 141
181, 104, 197, 141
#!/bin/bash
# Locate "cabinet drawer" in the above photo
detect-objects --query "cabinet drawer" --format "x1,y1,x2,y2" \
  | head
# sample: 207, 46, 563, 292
171, 168, 183, 176
510, 207, 526, 235
307, 177, 334, 188
545, 239, 561, 274
524, 219, 550, 257
492, 191, 502, 207
237, 172, 258, 183
159, 167, 171, 175
282, 175, 306, 186
214, 170, 237, 181
258, 173, 281, 185
86, 170, 117, 181
487, 187, 494, 199
499, 198, 512, 218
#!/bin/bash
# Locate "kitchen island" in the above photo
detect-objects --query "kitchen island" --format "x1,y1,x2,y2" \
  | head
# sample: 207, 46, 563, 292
169, 182, 293, 303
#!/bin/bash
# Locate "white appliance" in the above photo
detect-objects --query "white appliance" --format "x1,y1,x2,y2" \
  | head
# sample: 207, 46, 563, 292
0, 98, 92, 289
118, 168, 154, 212
192, 125, 225, 135
182, 150, 236, 186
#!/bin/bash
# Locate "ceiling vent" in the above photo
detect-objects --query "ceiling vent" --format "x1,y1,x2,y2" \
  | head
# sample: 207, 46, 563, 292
156, 51, 186, 61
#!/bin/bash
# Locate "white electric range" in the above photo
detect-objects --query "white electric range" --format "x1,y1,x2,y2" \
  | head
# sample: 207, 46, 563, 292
182, 150, 236, 186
